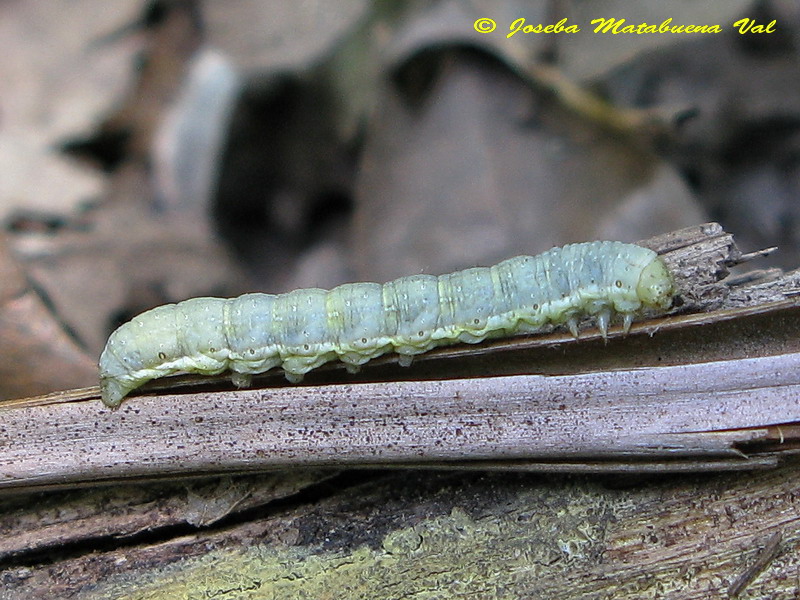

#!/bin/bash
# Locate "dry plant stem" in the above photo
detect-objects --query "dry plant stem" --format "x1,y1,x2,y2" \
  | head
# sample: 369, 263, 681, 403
728, 531, 783, 597
1, 223, 798, 492
2, 348, 799, 492
522, 63, 671, 138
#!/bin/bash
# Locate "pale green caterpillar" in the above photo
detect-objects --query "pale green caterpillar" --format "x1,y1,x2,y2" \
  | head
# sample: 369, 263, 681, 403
99, 241, 675, 407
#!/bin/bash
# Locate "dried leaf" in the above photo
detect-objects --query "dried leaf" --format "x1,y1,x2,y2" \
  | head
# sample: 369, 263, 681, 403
0, 235, 95, 400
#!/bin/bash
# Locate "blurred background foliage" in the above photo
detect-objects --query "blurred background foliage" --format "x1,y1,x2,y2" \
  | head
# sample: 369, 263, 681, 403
1, 0, 799, 397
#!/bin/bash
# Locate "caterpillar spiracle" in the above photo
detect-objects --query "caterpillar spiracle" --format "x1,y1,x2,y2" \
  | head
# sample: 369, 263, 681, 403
99, 241, 675, 407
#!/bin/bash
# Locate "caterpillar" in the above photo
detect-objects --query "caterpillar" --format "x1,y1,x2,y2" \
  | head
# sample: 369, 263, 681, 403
99, 241, 675, 407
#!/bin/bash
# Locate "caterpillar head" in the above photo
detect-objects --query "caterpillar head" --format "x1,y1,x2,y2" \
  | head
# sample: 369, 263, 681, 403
636, 257, 675, 310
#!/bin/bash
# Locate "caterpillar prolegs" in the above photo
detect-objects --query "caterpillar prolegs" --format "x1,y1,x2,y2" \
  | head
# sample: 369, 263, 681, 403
99, 241, 675, 407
